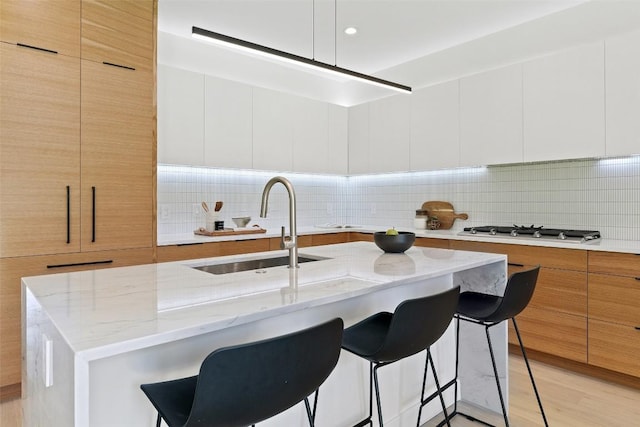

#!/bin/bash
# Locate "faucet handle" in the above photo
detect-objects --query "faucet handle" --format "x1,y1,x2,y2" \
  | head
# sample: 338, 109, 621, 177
280, 226, 287, 249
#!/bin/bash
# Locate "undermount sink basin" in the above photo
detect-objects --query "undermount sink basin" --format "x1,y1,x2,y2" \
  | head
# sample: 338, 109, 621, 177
193, 255, 328, 275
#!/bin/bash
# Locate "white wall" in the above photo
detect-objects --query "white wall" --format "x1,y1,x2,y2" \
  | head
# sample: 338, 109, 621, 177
158, 155, 640, 241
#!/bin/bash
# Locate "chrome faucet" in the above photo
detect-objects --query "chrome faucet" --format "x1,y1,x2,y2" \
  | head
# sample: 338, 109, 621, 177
260, 176, 298, 268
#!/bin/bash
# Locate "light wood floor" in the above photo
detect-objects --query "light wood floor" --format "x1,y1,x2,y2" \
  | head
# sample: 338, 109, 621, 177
2, 355, 640, 426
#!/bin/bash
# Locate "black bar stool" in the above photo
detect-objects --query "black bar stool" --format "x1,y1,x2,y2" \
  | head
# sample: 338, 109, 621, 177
341, 286, 460, 427
441, 265, 548, 427
140, 318, 343, 427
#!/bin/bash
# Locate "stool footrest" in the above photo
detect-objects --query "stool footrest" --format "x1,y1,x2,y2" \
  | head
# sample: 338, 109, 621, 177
352, 417, 372, 427
438, 410, 497, 427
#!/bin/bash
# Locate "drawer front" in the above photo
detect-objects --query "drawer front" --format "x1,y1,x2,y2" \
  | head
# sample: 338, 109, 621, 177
0, 248, 153, 387
451, 240, 587, 271
589, 273, 640, 326
588, 251, 640, 277
589, 319, 640, 377
508, 306, 587, 363
415, 238, 450, 249
269, 235, 312, 251
157, 243, 221, 263
348, 232, 373, 242
311, 233, 348, 247
529, 269, 587, 316
219, 239, 270, 256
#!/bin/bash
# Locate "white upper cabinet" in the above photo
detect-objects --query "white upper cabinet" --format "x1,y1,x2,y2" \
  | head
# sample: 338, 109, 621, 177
523, 42, 605, 162
410, 80, 460, 170
605, 29, 640, 157
460, 64, 523, 166
204, 75, 252, 169
252, 87, 294, 171
157, 65, 204, 165
348, 103, 370, 174
369, 95, 411, 173
292, 97, 328, 173
327, 105, 348, 175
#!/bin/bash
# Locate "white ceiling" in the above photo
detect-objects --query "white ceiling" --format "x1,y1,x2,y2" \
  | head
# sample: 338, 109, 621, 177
158, 0, 640, 106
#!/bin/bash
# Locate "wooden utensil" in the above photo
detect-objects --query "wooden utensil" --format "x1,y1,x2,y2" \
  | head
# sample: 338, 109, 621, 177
421, 201, 468, 230
202, 201, 209, 212
214, 201, 223, 212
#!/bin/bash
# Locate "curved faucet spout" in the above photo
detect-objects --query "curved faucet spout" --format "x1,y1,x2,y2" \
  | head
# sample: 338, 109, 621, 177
260, 176, 298, 268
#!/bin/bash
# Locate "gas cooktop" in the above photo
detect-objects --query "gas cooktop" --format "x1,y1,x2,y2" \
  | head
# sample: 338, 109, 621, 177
459, 225, 601, 244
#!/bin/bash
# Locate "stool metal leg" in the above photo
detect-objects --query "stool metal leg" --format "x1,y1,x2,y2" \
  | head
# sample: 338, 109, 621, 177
485, 323, 510, 427
511, 318, 549, 427
373, 363, 385, 427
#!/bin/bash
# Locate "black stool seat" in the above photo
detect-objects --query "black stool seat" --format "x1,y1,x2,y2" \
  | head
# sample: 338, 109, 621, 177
456, 292, 504, 322
342, 286, 460, 427
141, 318, 344, 427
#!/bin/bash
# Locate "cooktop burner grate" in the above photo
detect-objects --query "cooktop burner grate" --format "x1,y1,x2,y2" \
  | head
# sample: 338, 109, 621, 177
461, 225, 600, 242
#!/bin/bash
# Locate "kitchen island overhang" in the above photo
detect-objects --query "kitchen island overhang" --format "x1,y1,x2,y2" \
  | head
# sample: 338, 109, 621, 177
22, 242, 507, 426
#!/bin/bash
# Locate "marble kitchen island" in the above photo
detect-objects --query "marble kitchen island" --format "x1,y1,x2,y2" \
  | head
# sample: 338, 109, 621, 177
22, 242, 507, 427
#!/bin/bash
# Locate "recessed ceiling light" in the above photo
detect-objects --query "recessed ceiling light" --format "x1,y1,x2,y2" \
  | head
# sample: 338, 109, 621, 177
344, 27, 357, 35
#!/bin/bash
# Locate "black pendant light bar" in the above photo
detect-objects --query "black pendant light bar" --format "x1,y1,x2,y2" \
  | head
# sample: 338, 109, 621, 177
192, 26, 412, 94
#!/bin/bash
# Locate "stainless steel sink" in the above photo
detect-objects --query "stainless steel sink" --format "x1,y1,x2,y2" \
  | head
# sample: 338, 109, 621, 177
193, 255, 328, 275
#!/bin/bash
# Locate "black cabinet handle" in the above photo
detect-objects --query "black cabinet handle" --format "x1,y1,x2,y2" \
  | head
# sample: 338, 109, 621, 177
177, 243, 204, 247
508, 262, 524, 267
47, 260, 113, 269
66, 186, 71, 244
635, 277, 640, 281
635, 326, 640, 331
92, 186, 96, 242
17, 43, 57, 55
102, 61, 135, 71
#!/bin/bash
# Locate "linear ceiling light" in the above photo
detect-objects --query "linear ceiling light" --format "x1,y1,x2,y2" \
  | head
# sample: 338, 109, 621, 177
192, 26, 412, 94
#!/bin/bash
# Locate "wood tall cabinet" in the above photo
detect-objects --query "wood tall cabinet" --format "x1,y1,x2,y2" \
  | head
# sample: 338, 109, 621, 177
0, 0, 155, 395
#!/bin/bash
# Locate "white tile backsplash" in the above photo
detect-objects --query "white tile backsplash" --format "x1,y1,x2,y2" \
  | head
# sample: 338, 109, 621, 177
158, 156, 640, 241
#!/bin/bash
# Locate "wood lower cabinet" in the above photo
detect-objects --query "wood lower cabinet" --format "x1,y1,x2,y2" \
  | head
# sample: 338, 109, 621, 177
450, 240, 588, 362
588, 251, 640, 377
0, 249, 153, 390
415, 237, 450, 249
311, 233, 348, 246
348, 232, 373, 242
157, 243, 221, 263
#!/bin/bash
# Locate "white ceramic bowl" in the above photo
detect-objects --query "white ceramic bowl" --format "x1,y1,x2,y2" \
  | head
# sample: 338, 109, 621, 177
232, 216, 251, 228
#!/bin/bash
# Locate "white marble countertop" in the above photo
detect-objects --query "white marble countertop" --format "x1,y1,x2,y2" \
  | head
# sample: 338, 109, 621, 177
22, 242, 505, 362
158, 225, 640, 254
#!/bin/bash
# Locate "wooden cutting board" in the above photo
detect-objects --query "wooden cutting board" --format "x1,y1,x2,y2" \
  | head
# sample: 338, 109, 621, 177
194, 227, 267, 237
421, 201, 468, 230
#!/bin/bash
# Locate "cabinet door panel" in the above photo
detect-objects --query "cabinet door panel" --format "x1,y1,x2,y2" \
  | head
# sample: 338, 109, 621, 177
81, 0, 154, 70
589, 273, 640, 326
204, 76, 252, 169
411, 81, 460, 170
460, 64, 523, 166
347, 104, 370, 174
158, 65, 204, 165
589, 319, 640, 377
81, 60, 153, 251
0, 44, 81, 257
0, 0, 80, 57
509, 305, 587, 363
529, 268, 587, 316
605, 28, 640, 157
292, 98, 329, 173
523, 42, 605, 162
369, 95, 411, 173
252, 88, 293, 171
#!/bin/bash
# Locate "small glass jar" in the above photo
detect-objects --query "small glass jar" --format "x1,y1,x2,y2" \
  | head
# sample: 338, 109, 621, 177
414, 209, 429, 230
